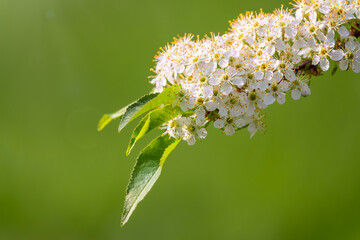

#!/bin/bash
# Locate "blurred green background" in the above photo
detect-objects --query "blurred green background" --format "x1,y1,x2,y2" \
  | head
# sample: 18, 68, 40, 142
1, 0, 360, 239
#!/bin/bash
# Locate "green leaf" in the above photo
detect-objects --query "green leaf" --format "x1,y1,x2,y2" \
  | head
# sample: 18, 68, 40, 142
97, 93, 159, 131
121, 135, 181, 226
118, 85, 181, 132
126, 105, 181, 156
97, 108, 126, 131
331, 64, 338, 76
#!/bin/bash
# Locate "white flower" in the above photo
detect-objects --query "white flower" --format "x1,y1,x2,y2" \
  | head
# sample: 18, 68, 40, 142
214, 115, 246, 135
289, 76, 311, 100
339, 39, 360, 73
210, 66, 238, 95
153, 0, 360, 143
264, 82, 287, 105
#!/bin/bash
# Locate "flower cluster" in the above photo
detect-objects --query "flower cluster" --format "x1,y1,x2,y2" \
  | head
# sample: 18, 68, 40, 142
150, 0, 360, 145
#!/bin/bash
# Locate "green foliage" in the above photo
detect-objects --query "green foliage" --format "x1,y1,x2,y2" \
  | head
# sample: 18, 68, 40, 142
118, 85, 181, 132
126, 105, 181, 156
121, 135, 181, 226
97, 84, 183, 226
97, 93, 159, 131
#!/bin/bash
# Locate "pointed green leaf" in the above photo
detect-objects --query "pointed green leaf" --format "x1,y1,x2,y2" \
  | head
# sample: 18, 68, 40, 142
121, 135, 181, 226
126, 105, 181, 156
118, 84, 181, 132
97, 93, 159, 131
331, 64, 338, 76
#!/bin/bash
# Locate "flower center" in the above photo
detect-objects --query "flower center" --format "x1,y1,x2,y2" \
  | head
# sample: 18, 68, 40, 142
320, 48, 328, 56
214, 53, 221, 59
249, 92, 257, 101
196, 97, 204, 105
347, 52, 354, 60
256, 50, 263, 56
226, 117, 234, 124
271, 85, 278, 92
260, 63, 268, 71
230, 98, 237, 105
188, 126, 196, 133
337, 9, 344, 15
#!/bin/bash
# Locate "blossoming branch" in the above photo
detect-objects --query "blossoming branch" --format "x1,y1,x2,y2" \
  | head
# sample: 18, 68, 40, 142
98, 0, 360, 226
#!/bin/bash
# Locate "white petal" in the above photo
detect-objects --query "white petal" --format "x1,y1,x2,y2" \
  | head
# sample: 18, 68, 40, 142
232, 77, 245, 87
203, 85, 213, 97
264, 71, 273, 80
196, 128, 207, 139
285, 70, 296, 81
277, 92, 286, 104
352, 60, 360, 73
326, 30, 335, 42
246, 104, 255, 116
338, 26, 349, 38
218, 106, 229, 117
263, 94, 275, 105
285, 26, 297, 38
339, 60, 348, 71
234, 118, 247, 128
209, 77, 221, 86
329, 50, 344, 61
254, 70, 264, 80
185, 65, 194, 75
312, 55, 320, 65
230, 106, 244, 117
214, 119, 225, 129
221, 83, 232, 95
319, 4, 330, 14
257, 81, 268, 91
195, 107, 206, 120
291, 88, 301, 100
180, 101, 189, 112
175, 65, 185, 74
219, 59, 229, 68
195, 117, 205, 126
301, 83, 311, 96
205, 101, 218, 111
186, 136, 196, 145
309, 11, 317, 23
272, 71, 283, 83
224, 125, 235, 135
248, 123, 257, 138
208, 62, 217, 74
279, 81, 290, 91
275, 40, 286, 51
257, 101, 267, 109
295, 9, 303, 20
308, 37, 316, 49
320, 58, 329, 71
293, 39, 307, 49
345, 41, 355, 51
